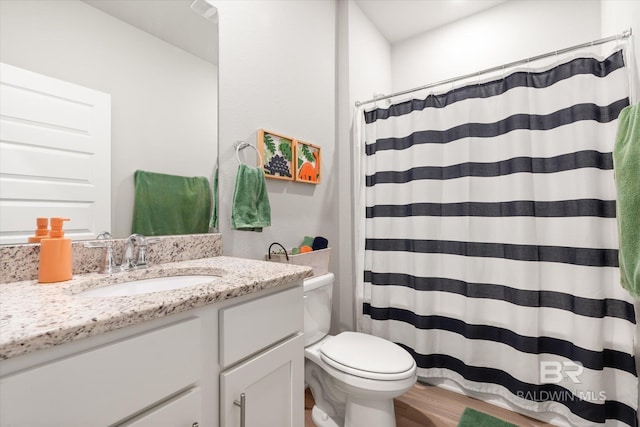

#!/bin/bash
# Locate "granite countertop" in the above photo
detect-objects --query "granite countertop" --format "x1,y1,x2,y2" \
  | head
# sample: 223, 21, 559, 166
0, 256, 312, 361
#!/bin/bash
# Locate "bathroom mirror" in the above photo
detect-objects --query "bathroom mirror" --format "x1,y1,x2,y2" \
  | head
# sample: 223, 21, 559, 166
0, 0, 218, 242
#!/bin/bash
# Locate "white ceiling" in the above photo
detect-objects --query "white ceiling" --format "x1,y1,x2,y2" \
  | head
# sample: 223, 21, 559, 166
82, 0, 507, 65
83, 0, 218, 64
354, 0, 509, 43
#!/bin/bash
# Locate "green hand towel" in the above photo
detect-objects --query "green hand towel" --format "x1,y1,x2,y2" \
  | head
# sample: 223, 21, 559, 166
131, 170, 211, 236
457, 408, 517, 427
614, 103, 640, 298
231, 163, 271, 232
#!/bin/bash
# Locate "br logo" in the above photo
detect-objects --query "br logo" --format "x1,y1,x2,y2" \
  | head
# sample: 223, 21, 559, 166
539, 361, 584, 384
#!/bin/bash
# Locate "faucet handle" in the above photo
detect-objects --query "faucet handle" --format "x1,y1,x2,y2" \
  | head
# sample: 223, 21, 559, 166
130, 234, 159, 246
121, 234, 139, 271
135, 236, 159, 269
143, 237, 160, 245
84, 232, 112, 248
84, 232, 119, 274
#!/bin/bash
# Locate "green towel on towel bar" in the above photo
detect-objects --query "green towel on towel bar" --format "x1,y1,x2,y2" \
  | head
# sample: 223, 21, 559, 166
614, 103, 640, 298
232, 163, 271, 232
132, 170, 211, 236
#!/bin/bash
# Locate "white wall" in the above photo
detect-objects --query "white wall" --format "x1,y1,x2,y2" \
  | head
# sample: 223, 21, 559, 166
334, 1, 393, 332
601, 0, 640, 101
391, 0, 601, 93
214, 0, 338, 322
0, 0, 218, 239
348, 1, 393, 104
337, 0, 353, 334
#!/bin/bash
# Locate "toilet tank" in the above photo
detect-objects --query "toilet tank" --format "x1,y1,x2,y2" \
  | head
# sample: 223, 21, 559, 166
303, 272, 334, 346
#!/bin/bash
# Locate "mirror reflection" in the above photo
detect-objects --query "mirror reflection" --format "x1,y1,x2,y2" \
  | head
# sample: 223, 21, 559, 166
0, 0, 218, 243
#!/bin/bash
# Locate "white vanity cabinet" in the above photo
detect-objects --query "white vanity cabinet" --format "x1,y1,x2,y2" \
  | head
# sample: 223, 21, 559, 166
0, 281, 304, 427
0, 317, 206, 427
219, 285, 304, 427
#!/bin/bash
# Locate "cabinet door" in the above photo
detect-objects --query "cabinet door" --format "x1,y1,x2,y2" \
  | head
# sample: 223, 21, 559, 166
220, 333, 304, 427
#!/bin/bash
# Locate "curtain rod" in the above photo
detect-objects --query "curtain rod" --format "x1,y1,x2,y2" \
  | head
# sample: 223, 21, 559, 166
355, 28, 632, 107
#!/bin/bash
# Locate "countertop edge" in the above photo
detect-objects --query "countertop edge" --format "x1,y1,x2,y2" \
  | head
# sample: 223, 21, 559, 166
0, 256, 312, 361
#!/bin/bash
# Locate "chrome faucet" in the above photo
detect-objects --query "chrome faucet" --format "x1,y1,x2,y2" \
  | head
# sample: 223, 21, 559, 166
121, 234, 159, 271
84, 232, 119, 274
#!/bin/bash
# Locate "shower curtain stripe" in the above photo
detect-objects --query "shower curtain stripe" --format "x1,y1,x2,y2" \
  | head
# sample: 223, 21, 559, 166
364, 50, 626, 123
363, 272, 635, 321
366, 150, 613, 184
368, 174, 620, 206
366, 238, 619, 266
362, 305, 636, 373
367, 199, 617, 218
365, 251, 623, 298
366, 100, 629, 155
363, 282, 633, 340
357, 48, 638, 427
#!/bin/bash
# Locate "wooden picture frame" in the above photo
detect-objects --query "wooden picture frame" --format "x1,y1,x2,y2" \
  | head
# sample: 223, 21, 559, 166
257, 129, 295, 181
294, 140, 321, 184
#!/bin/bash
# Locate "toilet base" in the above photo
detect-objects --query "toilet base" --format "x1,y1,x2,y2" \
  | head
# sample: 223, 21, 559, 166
344, 395, 397, 427
311, 398, 397, 427
311, 400, 396, 427
312, 405, 342, 427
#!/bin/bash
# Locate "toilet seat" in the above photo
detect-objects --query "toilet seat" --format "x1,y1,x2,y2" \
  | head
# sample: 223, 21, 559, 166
320, 332, 416, 381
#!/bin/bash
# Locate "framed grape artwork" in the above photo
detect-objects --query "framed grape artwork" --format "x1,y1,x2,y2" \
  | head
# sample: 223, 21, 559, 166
257, 129, 295, 181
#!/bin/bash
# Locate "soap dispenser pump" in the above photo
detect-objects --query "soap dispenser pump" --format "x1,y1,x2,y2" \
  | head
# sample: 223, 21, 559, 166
38, 217, 72, 283
28, 217, 49, 243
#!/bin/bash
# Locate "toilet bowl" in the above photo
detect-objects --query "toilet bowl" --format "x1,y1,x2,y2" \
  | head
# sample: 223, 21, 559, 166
304, 273, 417, 427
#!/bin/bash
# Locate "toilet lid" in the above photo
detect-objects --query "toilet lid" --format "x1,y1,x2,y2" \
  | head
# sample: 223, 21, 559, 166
319, 332, 416, 381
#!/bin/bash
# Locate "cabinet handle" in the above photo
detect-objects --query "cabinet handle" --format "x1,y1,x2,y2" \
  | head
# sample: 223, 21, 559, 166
233, 393, 246, 427
192, 423, 199, 427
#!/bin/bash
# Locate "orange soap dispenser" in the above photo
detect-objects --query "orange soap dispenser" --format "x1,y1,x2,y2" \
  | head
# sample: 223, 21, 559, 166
28, 217, 49, 243
38, 217, 72, 283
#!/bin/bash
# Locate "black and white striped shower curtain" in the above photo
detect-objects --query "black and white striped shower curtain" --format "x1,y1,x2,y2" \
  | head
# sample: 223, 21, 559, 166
356, 48, 638, 426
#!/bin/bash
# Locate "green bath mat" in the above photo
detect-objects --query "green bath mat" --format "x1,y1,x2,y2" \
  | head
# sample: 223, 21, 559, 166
457, 407, 518, 427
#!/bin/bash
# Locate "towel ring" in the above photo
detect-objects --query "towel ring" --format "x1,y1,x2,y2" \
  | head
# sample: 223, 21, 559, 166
235, 141, 263, 168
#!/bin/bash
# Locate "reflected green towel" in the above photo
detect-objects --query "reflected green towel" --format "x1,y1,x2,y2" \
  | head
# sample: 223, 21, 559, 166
457, 408, 517, 427
132, 170, 211, 236
232, 164, 271, 232
614, 103, 640, 298
209, 166, 219, 230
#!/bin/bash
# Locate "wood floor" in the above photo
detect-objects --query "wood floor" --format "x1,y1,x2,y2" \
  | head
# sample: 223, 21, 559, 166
305, 382, 554, 427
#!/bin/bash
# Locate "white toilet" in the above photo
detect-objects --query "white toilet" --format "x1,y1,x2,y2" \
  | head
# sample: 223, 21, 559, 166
304, 273, 417, 427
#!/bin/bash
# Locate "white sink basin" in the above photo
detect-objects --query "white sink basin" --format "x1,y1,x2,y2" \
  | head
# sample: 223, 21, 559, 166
77, 275, 219, 297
